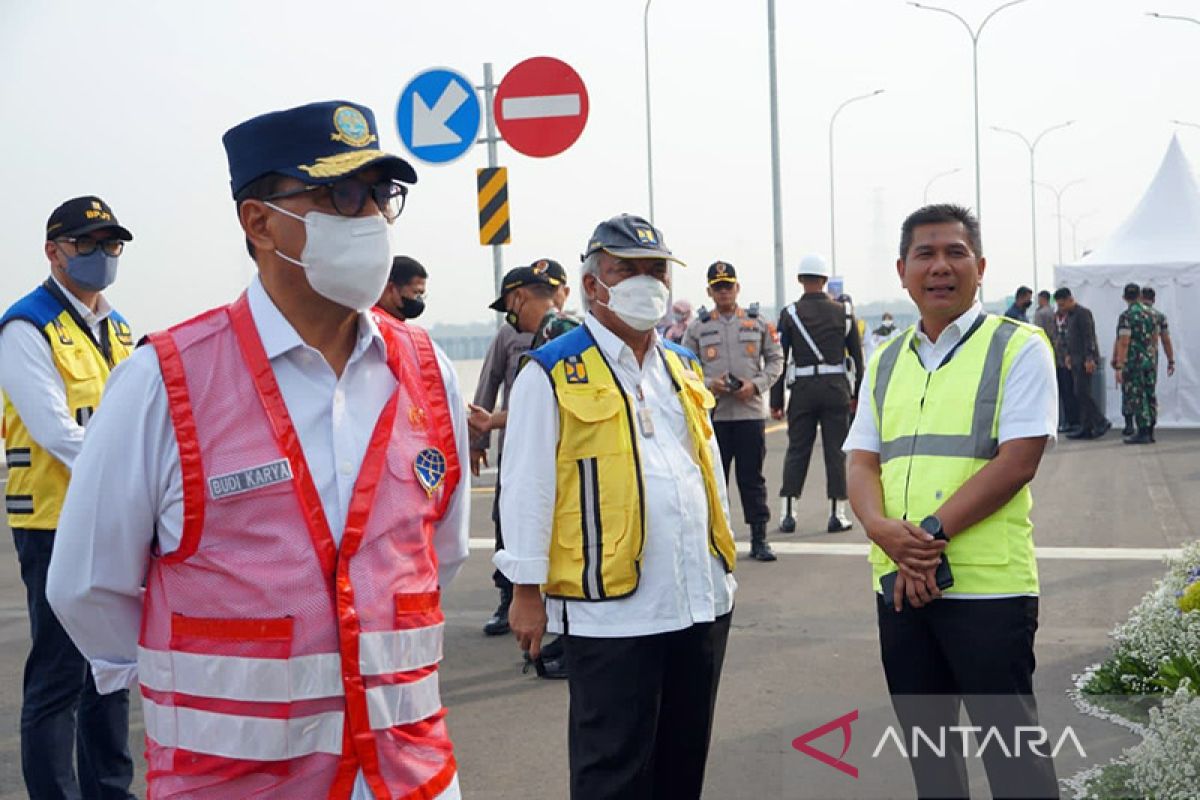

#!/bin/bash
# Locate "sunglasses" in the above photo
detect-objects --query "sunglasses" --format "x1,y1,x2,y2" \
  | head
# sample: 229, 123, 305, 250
57, 237, 125, 257
265, 177, 409, 222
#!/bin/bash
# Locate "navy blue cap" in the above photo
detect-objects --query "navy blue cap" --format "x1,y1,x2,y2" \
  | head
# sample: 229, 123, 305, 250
707, 261, 737, 285
222, 100, 417, 198
489, 262, 559, 312
46, 196, 132, 241
582, 214, 684, 265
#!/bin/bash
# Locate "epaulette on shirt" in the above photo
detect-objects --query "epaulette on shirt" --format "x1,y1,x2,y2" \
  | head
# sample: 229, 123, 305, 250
747, 302, 760, 319
696, 306, 712, 323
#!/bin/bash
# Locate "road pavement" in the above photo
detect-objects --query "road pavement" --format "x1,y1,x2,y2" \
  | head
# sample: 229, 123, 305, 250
0, 427, 1195, 798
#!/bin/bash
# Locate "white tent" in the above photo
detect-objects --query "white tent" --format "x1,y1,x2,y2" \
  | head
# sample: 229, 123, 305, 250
1055, 135, 1200, 428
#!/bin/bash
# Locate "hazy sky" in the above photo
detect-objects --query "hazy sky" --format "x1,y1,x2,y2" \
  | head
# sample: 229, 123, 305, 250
4, 0, 1200, 333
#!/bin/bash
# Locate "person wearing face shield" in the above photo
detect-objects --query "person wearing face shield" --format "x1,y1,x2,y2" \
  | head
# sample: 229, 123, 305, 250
377, 255, 428, 322
45, 101, 469, 800
0, 195, 137, 799
497, 214, 738, 800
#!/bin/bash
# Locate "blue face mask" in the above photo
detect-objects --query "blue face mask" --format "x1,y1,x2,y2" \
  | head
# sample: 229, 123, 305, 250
64, 249, 119, 291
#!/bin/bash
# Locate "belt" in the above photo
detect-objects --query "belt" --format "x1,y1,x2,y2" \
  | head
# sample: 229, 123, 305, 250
791, 364, 845, 377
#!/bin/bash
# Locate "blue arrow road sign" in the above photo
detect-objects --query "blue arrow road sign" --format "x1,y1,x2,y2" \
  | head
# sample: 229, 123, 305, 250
397, 68, 480, 165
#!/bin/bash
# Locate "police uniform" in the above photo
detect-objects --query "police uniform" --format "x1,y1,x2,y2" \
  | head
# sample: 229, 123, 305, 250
0, 196, 137, 799
769, 256, 864, 533
683, 261, 784, 561
46, 101, 468, 800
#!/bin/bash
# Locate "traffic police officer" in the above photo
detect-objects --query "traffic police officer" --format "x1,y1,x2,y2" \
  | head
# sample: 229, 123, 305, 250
770, 253, 863, 534
684, 261, 784, 561
0, 195, 136, 799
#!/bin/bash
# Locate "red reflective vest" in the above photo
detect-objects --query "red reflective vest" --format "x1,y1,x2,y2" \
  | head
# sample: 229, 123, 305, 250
139, 295, 460, 799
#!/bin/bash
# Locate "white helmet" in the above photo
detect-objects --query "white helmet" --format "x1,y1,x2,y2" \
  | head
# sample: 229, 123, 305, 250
796, 253, 830, 278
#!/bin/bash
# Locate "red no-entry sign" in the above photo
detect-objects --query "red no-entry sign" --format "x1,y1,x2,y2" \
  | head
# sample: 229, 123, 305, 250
494, 56, 589, 158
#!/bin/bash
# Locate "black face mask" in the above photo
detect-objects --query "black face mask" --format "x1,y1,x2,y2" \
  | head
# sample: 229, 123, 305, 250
400, 296, 426, 319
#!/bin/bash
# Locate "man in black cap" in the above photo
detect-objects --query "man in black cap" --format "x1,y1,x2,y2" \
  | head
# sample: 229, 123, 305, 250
499, 215, 738, 799
0, 195, 136, 799
684, 261, 784, 561
377, 255, 429, 322
47, 100, 469, 799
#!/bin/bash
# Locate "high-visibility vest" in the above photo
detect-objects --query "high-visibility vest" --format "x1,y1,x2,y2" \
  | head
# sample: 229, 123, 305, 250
867, 314, 1043, 595
1, 281, 132, 529
527, 325, 737, 600
139, 295, 460, 799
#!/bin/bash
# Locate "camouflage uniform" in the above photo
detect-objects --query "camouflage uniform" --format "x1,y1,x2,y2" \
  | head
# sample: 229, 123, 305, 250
1118, 302, 1157, 429
532, 308, 581, 348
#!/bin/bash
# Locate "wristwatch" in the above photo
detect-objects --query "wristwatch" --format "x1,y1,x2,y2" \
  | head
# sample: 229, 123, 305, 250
919, 515, 948, 541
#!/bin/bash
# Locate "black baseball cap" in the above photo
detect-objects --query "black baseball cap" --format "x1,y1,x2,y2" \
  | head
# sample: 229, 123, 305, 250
707, 261, 737, 285
582, 214, 684, 265
535, 258, 567, 286
46, 196, 133, 241
488, 263, 558, 312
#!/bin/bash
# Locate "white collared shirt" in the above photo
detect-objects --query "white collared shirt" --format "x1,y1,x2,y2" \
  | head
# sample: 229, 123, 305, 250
495, 314, 736, 638
0, 276, 115, 471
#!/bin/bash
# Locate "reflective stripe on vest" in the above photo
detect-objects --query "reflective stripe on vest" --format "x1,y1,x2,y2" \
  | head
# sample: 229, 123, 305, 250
869, 316, 1041, 596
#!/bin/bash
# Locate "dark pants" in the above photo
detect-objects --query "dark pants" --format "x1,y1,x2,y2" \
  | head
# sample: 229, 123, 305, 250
877, 595, 1059, 800
563, 613, 732, 800
491, 453, 511, 591
13, 529, 134, 800
1071, 364, 1105, 434
1054, 366, 1078, 428
713, 419, 769, 525
780, 376, 850, 499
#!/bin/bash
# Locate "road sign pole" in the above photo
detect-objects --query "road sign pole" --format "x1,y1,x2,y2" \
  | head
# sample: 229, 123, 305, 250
480, 62, 504, 301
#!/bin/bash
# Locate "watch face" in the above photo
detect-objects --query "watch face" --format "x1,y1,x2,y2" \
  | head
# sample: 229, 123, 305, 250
920, 516, 943, 538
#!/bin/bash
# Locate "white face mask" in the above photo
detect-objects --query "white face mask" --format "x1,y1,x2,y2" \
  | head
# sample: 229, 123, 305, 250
595, 274, 670, 331
266, 203, 392, 312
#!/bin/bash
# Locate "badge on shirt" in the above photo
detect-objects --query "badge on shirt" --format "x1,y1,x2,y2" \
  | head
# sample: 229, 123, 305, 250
564, 355, 588, 384
414, 447, 447, 496
208, 458, 294, 501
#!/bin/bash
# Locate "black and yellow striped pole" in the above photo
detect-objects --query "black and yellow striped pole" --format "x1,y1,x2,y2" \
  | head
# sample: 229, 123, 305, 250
477, 167, 510, 246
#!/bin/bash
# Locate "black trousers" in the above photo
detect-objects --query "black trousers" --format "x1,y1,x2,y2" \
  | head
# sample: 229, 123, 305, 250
713, 419, 769, 525
563, 613, 732, 800
491, 453, 511, 591
780, 376, 850, 499
877, 595, 1059, 800
1071, 364, 1105, 434
13, 529, 134, 800
1054, 367, 1078, 428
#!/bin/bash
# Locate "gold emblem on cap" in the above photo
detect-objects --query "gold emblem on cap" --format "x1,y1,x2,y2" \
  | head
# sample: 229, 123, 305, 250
715, 262, 728, 275
298, 149, 384, 178
330, 105, 377, 148
533, 260, 548, 274
91, 200, 103, 211
635, 227, 658, 245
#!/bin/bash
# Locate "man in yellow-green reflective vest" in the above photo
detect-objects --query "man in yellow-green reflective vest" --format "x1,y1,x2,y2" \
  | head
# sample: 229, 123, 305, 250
845, 204, 1060, 799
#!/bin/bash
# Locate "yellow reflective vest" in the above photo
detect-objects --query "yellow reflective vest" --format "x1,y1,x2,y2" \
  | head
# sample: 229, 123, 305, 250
527, 326, 737, 600
2, 281, 132, 529
867, 314, 1043, 595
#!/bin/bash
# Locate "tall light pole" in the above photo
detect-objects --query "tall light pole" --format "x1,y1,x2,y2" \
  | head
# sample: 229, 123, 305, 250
828, 89, 884, 278
1147, 11, 1200, 26
1060, 210, 1095, 261
908, 0, 1029, 238
643, 0, 655, 223
1171, 118, 1200, 130
923, 167, 963, 204
767, 0, 786, 312
992, 120, 1074, 291
1035, 178, 1083, 265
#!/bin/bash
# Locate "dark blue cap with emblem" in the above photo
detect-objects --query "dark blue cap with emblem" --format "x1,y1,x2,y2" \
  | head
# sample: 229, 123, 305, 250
222, 100, 418, 198
582, 213, 685, 266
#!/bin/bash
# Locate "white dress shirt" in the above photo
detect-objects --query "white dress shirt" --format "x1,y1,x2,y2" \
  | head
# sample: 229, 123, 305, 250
46, 277, 467, 800
843, 302, 1057, 601
0, 276, 115, 471
495, 314, 737, 638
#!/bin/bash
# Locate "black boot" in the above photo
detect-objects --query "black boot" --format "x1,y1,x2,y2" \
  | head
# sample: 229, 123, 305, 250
1150, 425, 1156, 443
828, 499, 854, 532
1123, 427, 1152, 445
749, 523, 776, 562
483, 585, 512, 636
778, 497, 796, 533
1122, 415, 1135, 436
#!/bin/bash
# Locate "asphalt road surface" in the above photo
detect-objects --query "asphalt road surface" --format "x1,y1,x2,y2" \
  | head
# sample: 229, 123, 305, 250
0, 427, 1195, 799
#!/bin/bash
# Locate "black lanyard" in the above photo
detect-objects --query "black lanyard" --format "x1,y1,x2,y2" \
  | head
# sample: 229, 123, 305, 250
41, 279, 114, 367
909, 311, 988, 371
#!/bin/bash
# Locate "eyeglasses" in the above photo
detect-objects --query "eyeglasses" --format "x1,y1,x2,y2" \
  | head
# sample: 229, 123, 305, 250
265, 177, 409, 222
57, 237, 124, 257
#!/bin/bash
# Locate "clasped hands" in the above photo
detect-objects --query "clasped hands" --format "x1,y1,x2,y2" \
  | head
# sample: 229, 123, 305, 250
868, 517, 948, 611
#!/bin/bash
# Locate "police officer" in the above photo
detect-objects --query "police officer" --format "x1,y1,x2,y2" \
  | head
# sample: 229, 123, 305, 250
770, 253, 863, 534
1113, 282, 1158, 444
47, 100, 469, 799
0, 195, 137, 799
684, 261, 783, 561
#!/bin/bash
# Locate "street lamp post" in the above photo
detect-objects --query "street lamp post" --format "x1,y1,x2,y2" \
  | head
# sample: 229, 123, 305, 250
923, 167, 963, 204
908, 0, 1029, 235
1171, 119, 1200, 130
1035, 179, 1084, 265
828, 89, 884, 278
1147, 11, 1200, 26
992, 120, 1074, 291
643, 0, 655, 223
1059, 211, 1095, 261
767, 0, 787, 313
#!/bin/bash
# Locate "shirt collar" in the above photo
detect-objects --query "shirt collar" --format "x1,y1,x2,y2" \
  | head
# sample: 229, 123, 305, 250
584, 312, 661, 366
50, 275, 112, 326
247, 275, 384, 362
916, 301, 983, 346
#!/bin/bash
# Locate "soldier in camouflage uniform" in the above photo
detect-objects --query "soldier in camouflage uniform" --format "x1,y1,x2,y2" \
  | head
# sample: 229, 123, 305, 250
1113, 282, 1157, 444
